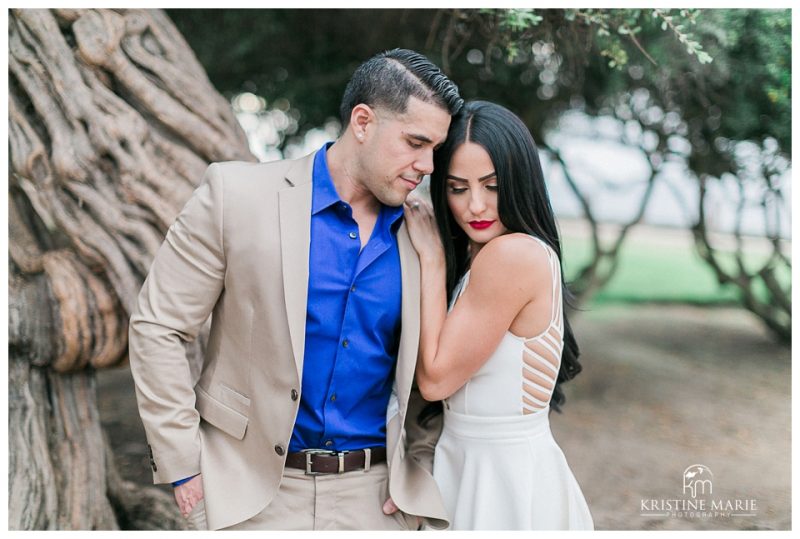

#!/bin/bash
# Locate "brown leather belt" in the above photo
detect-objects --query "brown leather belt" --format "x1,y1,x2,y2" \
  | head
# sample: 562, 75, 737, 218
285, 447, 386, 475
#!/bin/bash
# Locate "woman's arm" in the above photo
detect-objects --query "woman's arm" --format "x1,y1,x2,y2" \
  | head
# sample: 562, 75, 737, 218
416, 250, 448, 398
402, 198, 448, 397
404, 199, 548, 401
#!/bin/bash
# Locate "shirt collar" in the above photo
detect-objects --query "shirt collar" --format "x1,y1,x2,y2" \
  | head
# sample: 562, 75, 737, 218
311, 141, 405, 229
311, 142, 340, 215
384, 202, 405, 231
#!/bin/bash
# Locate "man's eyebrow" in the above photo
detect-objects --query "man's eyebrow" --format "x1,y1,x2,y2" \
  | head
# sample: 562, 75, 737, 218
446, 172, 497, 182
407, 133, 433, 144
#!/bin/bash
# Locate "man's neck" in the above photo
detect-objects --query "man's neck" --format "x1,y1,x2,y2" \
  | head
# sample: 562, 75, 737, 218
326, 139, 381, 216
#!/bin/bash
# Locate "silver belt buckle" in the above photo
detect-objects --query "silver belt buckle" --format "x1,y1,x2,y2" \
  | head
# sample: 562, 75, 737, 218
363, 447, 371, 472
301, 448, 336, 476
338, 451, 347, 473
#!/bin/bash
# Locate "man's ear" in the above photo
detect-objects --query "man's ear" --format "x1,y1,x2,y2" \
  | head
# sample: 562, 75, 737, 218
350, 103, 375, 140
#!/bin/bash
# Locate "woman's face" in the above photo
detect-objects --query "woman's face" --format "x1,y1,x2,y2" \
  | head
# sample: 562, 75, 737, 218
446, 141, 508, 248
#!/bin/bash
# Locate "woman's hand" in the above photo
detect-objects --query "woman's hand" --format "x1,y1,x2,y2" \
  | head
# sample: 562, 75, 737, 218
403, 194, 444, 265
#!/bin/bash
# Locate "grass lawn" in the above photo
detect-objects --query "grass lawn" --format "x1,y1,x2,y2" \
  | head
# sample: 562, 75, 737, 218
560, 235, 790, 306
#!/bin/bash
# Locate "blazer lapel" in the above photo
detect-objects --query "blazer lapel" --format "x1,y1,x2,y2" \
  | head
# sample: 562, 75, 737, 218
389, 222, 420, 456
279, 154, 314, 381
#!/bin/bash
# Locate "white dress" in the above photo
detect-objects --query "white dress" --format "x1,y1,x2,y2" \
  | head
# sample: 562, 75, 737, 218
432, 235, 594, 530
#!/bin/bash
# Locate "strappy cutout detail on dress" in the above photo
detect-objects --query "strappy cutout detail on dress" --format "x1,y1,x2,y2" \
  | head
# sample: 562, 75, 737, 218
517, 236, 564, 415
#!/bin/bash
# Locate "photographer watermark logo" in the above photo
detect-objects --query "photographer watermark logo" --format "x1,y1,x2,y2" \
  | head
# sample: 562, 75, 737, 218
683, 464, 712, 498
640, 464, 757, 519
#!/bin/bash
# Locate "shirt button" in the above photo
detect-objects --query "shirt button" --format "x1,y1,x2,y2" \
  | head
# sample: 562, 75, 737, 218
290, 389, 298, 401
348, 231, 358, 239
342, 339, 349, 348
330, 393, 337, 402
324, 440, 333, 447
350, 285, 356, 292
274, 444, 285, 456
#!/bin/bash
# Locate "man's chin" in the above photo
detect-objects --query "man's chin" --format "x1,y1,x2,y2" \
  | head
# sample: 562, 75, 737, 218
378, 191, 409, 208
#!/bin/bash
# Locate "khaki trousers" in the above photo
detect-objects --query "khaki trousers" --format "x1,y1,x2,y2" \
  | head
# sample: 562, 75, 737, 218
185, 462, 418, 530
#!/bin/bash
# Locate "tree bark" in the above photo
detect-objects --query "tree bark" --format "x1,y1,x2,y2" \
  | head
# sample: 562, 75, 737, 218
8, 8, 254, 529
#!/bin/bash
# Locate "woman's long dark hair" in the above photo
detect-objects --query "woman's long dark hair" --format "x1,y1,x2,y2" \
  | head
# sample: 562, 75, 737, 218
419, 100, 582, 424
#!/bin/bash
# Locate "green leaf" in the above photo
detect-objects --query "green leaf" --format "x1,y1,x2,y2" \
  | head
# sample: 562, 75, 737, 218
696, 51, 713, 64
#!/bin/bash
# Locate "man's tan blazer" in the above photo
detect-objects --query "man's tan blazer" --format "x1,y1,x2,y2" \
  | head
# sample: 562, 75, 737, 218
128, 152, 448, 530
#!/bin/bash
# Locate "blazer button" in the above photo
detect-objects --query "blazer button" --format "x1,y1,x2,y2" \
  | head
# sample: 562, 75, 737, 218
291, 389, 299, 401
274, 444, 285, 456
147, 444, 158, 471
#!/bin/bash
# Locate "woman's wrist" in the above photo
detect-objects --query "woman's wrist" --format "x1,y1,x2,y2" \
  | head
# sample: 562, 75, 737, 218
419, 251, 445, 268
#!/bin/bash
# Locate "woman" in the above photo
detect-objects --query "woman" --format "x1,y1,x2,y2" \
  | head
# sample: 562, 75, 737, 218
404, 100, 593, 530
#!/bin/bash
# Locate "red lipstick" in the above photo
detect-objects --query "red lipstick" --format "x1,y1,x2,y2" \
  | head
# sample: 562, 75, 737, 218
469, 220, 495, 230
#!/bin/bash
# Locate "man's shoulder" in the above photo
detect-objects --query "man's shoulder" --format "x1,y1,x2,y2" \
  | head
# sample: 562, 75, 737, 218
200, 154, 314, 205
210, 156, 305, 185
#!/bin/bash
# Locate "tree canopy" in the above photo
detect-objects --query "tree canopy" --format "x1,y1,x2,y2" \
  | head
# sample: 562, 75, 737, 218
168, 9, 790, 157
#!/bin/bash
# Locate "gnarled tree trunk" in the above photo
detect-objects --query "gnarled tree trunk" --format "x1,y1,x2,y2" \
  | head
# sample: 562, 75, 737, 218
8, 8, 254, 529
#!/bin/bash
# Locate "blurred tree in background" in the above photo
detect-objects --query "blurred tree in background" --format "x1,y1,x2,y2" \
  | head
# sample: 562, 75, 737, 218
8, 8, 253, 529
170, 8, 790, 342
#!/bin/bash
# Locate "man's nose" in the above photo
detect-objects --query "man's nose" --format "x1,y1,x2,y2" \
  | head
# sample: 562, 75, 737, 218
413, 150, 434, 175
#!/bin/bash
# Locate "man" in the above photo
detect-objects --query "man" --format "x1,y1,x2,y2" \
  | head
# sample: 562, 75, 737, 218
128, 48, 462, 530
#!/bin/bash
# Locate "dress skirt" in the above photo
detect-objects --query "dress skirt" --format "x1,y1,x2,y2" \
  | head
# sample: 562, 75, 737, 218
432, 408, 594, 530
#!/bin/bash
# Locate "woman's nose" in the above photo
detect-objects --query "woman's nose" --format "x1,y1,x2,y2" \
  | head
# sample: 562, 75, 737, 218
469, 192, 487, 215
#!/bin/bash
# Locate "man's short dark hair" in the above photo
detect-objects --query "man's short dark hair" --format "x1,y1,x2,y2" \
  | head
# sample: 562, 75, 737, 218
339, 48, 463, 126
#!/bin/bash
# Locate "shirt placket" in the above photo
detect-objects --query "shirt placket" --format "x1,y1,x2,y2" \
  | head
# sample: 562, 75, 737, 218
319, 206, 362, 449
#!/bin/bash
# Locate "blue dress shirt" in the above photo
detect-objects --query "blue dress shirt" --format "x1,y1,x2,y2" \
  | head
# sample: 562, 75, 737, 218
289, 143, 404, 452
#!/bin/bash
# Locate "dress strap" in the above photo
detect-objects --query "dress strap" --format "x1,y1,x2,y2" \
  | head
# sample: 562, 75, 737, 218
519, 236, 563, 337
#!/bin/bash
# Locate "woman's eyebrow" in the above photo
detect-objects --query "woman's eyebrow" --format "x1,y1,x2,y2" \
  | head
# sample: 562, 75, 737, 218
446, 172, 497, 182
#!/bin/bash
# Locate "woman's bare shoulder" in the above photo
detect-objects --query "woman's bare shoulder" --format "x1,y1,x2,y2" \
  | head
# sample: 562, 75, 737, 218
469, 233, 553, 296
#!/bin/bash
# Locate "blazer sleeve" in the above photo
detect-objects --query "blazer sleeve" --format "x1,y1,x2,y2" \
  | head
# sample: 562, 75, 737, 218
128, 163, 226, 484
401, 384, 448, 529
403, 384, 443, 475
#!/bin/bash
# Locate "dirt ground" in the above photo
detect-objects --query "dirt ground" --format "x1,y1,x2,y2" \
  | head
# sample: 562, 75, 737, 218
97, 303, 791, 530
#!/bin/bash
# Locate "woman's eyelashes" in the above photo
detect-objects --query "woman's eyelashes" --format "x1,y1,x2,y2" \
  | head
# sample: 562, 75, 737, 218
447, 184, 498, 194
